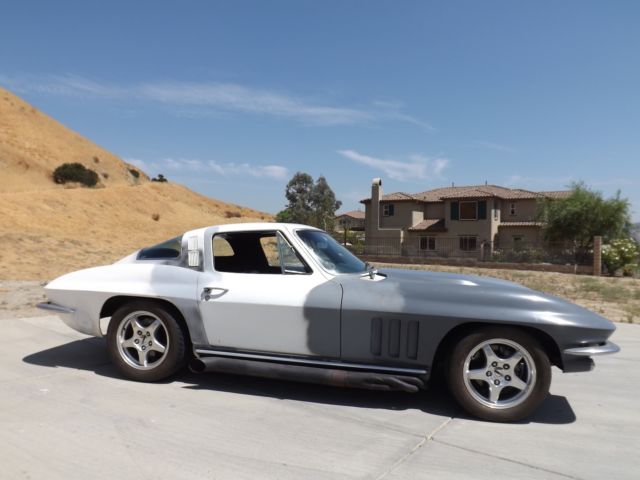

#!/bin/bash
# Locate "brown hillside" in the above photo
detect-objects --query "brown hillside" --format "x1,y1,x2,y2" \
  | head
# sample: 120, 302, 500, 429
0, 87, 273, 280
0, 86, 147, 192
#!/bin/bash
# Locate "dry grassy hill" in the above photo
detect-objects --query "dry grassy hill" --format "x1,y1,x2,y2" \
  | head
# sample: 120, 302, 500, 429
0, 87, 149, 191
0, 87, 272, 280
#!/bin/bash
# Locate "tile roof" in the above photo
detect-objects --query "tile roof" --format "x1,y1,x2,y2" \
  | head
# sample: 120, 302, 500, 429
498, 222, 543, 227
539, 190, 572, 199
362, 184, 570, 203
379, 192, 415, 201
408, 218, 447, 231
336, 210, 365, 219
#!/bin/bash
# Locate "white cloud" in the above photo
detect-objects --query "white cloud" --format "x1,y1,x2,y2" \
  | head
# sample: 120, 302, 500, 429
140, 82, 371, 126
207, 160, 288, 179
474, 141, 515, 153
126, 157, 288, 180
338, 149, 449, 182
1, 73, 433, 129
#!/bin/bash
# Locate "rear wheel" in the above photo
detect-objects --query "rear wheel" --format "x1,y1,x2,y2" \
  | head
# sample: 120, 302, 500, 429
447, 327, 551, 422
106, 301, 188, 382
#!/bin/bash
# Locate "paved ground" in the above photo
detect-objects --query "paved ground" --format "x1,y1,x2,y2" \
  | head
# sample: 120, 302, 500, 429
1, 315, 638, 480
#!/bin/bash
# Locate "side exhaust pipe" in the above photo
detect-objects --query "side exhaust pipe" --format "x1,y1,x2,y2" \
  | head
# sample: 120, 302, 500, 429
191, 356, 425, 393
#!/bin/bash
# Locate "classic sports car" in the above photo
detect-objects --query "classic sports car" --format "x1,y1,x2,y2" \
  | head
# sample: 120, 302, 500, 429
38, 223, 619, 422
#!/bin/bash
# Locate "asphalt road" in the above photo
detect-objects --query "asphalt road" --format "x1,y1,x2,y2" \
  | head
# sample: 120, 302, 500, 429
1, 315, 638, 480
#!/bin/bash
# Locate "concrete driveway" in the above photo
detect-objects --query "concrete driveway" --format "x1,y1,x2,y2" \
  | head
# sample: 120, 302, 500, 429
1, 315, 638, 480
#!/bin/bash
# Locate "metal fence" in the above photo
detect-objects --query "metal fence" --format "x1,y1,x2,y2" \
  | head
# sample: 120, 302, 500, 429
335, 234, 594, 266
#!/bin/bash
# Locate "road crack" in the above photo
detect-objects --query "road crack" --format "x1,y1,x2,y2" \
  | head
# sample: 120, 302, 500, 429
374, 417, 453, 480
433, 438, 584, 480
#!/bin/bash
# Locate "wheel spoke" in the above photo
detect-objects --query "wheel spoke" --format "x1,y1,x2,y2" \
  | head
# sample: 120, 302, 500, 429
136, 347, 149, 367
150, 338, 166, 354
148, 319, 163, 336
488, 384, 503, 403
508, 375, 528, 391
129, 317, 144, 333
507, 351, 523, 367
121, 337, 137, 349
466, 368, 489, 382
482, 344, 499, 364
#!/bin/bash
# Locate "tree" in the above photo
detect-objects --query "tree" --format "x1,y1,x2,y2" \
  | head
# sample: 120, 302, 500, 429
537, 182, 631, 251
276, 172, 342, 230
151, 174, 168, 183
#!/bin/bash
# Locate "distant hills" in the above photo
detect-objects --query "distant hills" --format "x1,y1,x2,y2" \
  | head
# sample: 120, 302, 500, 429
0, 86, 271, 280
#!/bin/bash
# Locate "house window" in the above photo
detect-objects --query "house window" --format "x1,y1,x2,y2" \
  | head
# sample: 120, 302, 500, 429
382, 204, 395, 217
459, 236, 477, 251
420, 236, 436, 251
493, 200, 499, 220
510, 202, 517, 216
459, 201, 477, 220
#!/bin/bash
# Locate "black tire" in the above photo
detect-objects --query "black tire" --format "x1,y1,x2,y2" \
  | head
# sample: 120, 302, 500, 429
106, 300, 188, 382
447, 327, 551, 422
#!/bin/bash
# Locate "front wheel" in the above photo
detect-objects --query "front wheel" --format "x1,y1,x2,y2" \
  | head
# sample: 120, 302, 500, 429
106, 301, 188, 382
447, 327, 551, 422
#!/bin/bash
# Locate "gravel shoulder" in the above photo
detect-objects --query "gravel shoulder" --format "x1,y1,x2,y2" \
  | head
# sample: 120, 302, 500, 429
0, 281, 47, 319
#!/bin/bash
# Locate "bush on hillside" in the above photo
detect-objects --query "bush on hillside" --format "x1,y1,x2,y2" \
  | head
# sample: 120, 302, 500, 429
151, 174, 168, 183
128, 168, 140, 178
225, 210, 242, 218
52, 163, 99, 187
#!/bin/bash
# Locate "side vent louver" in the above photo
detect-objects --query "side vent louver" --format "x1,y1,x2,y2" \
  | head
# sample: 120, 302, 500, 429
370, 318, 420, 360
370, 318, 382, 356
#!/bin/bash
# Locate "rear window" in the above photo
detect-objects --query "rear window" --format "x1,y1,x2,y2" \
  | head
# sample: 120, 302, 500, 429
138, 236, 182, 260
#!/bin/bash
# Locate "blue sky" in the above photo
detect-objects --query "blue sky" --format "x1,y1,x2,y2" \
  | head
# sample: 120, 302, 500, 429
1, 1, 639, 220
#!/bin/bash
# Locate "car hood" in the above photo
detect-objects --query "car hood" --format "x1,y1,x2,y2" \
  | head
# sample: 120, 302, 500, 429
338, 268, 615, 333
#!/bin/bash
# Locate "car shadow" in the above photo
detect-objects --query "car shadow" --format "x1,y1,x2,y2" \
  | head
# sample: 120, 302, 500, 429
23, 338, 576, 425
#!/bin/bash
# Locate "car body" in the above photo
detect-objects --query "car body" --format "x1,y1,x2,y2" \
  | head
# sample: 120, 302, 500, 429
38, 222, 619, 421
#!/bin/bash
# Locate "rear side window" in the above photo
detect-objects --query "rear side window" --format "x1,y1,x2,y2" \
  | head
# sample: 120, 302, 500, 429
138, 236, 182, 259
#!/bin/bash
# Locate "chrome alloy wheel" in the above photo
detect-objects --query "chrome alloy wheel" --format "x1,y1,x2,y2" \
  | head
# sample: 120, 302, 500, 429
463, 338, 536, 409
116, 311, 170, 370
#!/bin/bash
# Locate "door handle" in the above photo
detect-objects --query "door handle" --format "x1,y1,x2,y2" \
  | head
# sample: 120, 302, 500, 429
201, 287, 228, 301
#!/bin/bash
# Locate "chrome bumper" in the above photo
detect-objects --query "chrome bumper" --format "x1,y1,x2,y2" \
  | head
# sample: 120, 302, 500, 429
564, 341, 620, 357
36, 302, 75, 314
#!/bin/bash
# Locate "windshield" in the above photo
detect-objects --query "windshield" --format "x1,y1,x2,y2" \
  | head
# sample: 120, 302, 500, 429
296, 229, 367, 274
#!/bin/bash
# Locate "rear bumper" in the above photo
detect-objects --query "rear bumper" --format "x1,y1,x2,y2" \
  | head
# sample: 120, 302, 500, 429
36, 302, 75, 314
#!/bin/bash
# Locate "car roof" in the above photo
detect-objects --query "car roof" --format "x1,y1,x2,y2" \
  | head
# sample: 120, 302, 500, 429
183, 222, 321, 238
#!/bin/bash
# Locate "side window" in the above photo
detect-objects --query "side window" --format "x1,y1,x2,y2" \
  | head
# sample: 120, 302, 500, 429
138, 236, 182, 260
213, 235, 234, 257
212, 231, 309, 274
260, 236, 280, 268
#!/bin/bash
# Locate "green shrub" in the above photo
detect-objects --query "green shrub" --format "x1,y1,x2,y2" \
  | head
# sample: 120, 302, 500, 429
602, 237, 639, 275
128, 168, 140, 178
52, 163, 99, 187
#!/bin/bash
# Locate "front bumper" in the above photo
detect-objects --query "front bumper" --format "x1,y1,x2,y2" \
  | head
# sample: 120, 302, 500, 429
561, 341, 619, 373
564, 341, 620, 357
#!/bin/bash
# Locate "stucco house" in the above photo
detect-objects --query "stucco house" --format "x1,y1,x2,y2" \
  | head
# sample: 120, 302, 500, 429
361, 178, 570, 258
335, 210, 366, 232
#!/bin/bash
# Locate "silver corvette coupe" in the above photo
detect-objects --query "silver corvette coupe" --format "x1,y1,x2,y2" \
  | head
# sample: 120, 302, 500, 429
38, 223, 619, 422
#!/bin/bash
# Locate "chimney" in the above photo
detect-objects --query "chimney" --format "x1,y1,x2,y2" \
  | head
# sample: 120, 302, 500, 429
369, 178, 382, 235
